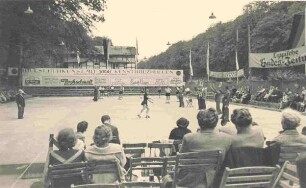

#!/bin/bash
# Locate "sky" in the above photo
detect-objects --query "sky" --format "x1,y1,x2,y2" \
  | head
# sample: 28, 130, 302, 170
92, 0, 254, 60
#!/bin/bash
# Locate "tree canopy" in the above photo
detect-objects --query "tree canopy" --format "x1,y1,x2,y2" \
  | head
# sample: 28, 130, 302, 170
0, 0, 106, 68
138, 1, 306, 81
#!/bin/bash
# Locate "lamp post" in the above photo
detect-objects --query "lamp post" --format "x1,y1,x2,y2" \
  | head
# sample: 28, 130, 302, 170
18, 4, 34, 88
207, 12, 217, 82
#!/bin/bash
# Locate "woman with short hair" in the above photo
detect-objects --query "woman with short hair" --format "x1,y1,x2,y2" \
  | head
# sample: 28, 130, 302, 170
48, 128, 86, 188
85, 126, 126, 183
230, 108, 265, 148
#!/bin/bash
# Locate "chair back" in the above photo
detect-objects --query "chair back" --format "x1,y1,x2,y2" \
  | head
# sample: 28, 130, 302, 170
148, 143, 174, 157
220, 166, 281, 188
86, 160, 122, 184
172, 150, 223, 188
122, 143, 147, 148
164, 156, 176, 176
124, 148, 146, 158
271, 161, 299, 188
71, 183, 120, 188
123, 181, 161, 187
48, 162, 88, 188
129, 157, 166, 181
225, 147, 266, 168
279, 145, 306, 164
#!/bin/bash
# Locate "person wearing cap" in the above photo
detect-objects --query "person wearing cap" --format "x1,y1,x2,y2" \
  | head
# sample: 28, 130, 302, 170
15, 89, 25, 119
178, 108, 233, 188
169, 117, 191, 140
169, 117, 191, 153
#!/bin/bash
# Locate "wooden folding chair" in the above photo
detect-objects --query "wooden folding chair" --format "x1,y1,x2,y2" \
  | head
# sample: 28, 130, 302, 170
86, 160, 122, 185
71, 183, 120, 188
172, 150, 223, 188
279, 145, 306, 164
123, 143, 147, 148
129, 157, 166, 182
48, 162, 88, 188
164, 156, 176, 176
220, 166, 281, 188
271, 161, 299, 188
147, 143, 174, 157
123, 181, 161, 187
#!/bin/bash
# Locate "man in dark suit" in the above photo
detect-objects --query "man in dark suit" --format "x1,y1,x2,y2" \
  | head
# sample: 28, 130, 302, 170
101, 115, 120, 144
15, 89, 25, 119
214, 90, 222, 114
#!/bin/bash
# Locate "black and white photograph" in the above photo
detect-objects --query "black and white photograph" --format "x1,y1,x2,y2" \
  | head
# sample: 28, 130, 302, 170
0, 0, 306, 187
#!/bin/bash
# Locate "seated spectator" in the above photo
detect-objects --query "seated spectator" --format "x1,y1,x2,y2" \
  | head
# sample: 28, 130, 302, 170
48, 128, 86, 187
263, 86, 274, 102
101, 115, 120, 144
297, 152, 306, 188
268, 108, 306, 165
85, 126, 126, 183
279, 92, 289, 109
269, 87, 282, 103
301, 126, 306, 136
177, 108, 233, 188
255, 87, 266, 101
169, 117, 191, 153
0, 92, 7, 103
230, 108, 265, 148
73, 121, 88, 150
241, 90, 251, 104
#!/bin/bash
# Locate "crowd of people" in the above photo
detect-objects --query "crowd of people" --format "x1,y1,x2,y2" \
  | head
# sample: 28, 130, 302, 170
0, 89, 17, 103
255, 86, 306, 112
46, 104, 306, 187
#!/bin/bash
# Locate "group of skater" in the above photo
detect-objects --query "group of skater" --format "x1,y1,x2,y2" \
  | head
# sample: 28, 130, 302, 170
93, 85, 124, 101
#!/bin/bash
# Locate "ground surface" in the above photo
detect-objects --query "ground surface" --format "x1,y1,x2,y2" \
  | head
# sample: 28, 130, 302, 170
0, 95, 305, 187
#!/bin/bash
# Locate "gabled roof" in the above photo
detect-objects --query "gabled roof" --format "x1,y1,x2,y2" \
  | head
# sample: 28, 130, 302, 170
288, 12, 305, 48
109, 46, 136, 55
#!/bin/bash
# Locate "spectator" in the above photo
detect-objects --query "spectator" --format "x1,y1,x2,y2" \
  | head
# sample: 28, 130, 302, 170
169, 117, 191, 152
178, 108, 233, 188
301, 126, 306, 136
73, 121, 88, 150
230, 109, 265, 148
241, 90, 251, 104
48, 128, 86, 187
85, 126, 126, 183
101, 115, 120, 144
279, 92, 289, 109
268, 108, 306, 164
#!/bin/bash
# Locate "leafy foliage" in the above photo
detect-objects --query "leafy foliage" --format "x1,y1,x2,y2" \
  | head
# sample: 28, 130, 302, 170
138, 1, 306, 81
0, 0, 106, 68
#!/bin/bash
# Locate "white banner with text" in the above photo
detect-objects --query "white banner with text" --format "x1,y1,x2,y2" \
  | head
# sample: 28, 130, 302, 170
209, 69, 244, 79
22, 68, 184, 87
250, 46, 306, 68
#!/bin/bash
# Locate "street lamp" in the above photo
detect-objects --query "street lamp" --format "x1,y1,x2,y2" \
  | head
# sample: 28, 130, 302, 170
24, 5, 33, 14
209, 12, 216, 19
166, 41, 171, 46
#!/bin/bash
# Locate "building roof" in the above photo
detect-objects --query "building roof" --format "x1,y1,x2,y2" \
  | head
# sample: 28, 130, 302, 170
109, 46, 136, 56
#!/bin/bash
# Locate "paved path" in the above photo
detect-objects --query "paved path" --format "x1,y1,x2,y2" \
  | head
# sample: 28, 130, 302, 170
0, 96, 305, 187
0, 96, 305, 165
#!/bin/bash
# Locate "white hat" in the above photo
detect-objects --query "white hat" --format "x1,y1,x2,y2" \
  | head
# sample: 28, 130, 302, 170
18, 89, 25, 94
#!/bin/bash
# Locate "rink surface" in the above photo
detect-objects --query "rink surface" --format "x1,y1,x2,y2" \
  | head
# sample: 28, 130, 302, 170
0, 95, 305, 165
1, 95, 306, 187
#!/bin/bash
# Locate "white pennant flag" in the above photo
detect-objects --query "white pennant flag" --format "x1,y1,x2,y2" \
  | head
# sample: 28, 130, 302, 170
236, 29, 239, 71
189, 48, 193, 77
206, 42, 210, 80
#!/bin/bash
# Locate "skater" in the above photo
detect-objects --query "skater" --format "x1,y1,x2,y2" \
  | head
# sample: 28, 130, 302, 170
138, 90, 153, 118
158, 87, 162, 98
221, 87, 231, 126
118, 86, 124, 100
15, 89, 26, 119
93, 86, 99, 102
197, 87, 207, 110
178, 87, 184, 108
165, 86, 172, 104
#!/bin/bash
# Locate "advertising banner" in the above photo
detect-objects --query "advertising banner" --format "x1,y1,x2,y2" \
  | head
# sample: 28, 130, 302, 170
209, 69, 244, 79
22, 68, 184, 87
249, 46, 306, 68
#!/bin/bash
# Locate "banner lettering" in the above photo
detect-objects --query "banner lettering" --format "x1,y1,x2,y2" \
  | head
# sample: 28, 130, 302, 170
250, 46, 306, 68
